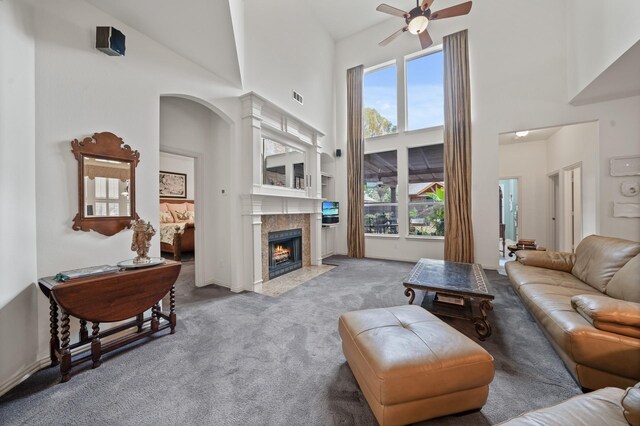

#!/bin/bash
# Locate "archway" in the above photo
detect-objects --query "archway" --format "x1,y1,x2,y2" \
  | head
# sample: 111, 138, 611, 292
159, 94, 239, 291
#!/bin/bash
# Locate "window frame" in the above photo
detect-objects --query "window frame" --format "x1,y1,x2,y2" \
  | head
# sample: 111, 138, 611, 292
405, 143, 445, 239
363, 59, 399, 140
363, 148, 399, 236
404, 46, 444, 134
91, 176, 125, 217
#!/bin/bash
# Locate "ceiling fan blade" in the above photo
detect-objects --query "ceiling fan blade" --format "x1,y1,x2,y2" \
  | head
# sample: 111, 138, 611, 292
419, 29, 433, 49
379, 27, 408, 47
420, 0, 435, 11
430, 1, 472, 20
376, 4, 408, 18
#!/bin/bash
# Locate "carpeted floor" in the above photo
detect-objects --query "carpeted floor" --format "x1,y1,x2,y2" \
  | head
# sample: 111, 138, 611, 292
0, 256, 580, 425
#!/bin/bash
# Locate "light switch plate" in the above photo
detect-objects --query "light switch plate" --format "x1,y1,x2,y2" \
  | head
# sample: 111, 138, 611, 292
613, 202, 640, 218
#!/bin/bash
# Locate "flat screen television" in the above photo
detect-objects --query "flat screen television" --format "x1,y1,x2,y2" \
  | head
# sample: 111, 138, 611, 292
322, 201, 339, 224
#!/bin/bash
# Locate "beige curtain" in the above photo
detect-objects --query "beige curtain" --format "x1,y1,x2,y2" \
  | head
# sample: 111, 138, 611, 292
347, 65, 365, 258
443, 30, 474, 263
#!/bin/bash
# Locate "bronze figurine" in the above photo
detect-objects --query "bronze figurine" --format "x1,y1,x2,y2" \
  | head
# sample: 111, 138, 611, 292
130, 219, 156, 264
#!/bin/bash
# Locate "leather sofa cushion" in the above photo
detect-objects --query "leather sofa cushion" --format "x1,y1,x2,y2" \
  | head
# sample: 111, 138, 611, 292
571, 235, 640, 293
518, 285, 640, 381
505, 261, 597, 293
572, 294, 640, 339
498, 387, 627, 425
515, 250, 575, 273
338, 305, 494, 406
623, 383, 640, 426
607, 255, 640, 303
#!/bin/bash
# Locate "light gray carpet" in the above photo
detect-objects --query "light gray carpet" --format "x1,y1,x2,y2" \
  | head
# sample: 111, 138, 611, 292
0, 256, 580, 425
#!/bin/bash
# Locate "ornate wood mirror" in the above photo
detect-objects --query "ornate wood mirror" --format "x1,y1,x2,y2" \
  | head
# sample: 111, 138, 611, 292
71, 132, 139, 236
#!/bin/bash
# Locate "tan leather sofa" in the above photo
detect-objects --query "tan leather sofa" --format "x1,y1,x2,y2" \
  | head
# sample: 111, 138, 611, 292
499, 382, 640, 425
506, 235, 640, 390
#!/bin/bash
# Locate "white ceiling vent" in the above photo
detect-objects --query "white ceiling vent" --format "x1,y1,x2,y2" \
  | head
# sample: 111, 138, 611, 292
292, 90, 304, 105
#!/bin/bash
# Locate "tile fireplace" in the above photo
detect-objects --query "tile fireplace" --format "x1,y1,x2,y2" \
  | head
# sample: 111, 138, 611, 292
268, 228, 302, 279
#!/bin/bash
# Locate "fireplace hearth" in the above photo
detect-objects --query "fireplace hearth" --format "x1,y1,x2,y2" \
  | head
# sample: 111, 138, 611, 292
268, 228, 302, 279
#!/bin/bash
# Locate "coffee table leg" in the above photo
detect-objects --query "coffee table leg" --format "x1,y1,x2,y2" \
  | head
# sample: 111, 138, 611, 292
404, 287, 416, 305
473, 300, 494, 340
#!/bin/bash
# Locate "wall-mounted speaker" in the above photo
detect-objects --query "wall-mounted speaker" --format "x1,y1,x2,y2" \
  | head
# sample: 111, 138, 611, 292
335, 149, 342, 158
96, 26, 126, 56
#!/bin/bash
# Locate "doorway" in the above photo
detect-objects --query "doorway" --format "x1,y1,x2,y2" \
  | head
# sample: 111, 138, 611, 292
548, 172, 560, 251
499, 178, 520, 252
159, 151, 196, 259
563, 164, 583, 252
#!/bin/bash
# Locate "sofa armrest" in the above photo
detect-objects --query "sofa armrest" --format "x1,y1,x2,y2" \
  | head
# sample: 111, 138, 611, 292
623, 383, 640, 426
515, 250, 575, 273
572, 294, 640, 339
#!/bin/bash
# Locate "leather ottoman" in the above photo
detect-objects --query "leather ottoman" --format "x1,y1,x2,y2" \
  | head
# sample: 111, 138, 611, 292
339, 305, 495, 426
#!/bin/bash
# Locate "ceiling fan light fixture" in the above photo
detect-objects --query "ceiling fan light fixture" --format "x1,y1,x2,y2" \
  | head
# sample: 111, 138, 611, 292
407, 15, 429, 35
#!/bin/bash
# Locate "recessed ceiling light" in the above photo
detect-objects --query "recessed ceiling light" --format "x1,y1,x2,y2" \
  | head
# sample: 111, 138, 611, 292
515, 130, 530, 138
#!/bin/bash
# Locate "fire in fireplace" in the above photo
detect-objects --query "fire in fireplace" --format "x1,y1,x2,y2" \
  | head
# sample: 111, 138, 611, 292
268, 228, 302, 279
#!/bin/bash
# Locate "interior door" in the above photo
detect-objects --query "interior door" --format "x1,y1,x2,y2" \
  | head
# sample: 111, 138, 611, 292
562, 166, 582, 252
572, 167, 583, 250
549, 173, 559, 251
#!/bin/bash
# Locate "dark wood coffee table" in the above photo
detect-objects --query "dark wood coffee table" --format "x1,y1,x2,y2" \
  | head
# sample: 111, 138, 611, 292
403, 258, 495, 340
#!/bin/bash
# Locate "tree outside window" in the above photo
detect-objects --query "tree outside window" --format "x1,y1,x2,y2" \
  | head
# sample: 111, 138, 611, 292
363, 64, 398, 138
408, 145, 445, 236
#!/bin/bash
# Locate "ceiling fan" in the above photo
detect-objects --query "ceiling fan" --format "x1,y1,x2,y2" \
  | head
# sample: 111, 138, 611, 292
376, 0, 472, 49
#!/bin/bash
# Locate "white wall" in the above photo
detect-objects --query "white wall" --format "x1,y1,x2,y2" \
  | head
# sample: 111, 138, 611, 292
29, 0, 244, 367
546, 121, 599, 248
499, 140, 549, 247
0, 0, 39, 394
243, 0, 336, 153
335, 0, 640, 267
567, 0, 640, 100
160, 97, 232, 287
2, 0, 346, 392
160, 152, 195, 200
498, 121, 601, 252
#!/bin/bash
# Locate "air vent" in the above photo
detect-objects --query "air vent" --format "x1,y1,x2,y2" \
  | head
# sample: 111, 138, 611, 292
292, 90, 304, 105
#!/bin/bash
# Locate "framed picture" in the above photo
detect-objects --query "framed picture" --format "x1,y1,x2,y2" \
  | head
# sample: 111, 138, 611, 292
159, 171, 187, 198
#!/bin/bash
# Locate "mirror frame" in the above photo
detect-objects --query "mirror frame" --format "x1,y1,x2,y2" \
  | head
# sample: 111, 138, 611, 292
71, 132, 140, 236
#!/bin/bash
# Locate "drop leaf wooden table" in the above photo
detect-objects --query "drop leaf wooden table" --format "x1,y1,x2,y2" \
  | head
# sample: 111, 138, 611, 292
38, 260, 181, 382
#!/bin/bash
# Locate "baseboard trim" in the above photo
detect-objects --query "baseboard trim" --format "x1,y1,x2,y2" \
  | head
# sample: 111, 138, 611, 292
0, 357, 50, 398
0, 322, 159, 398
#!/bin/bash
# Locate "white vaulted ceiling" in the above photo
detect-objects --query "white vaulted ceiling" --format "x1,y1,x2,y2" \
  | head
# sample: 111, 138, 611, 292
304, 0, 467, 41
304, 0, 393, 40
85, 0, 243, 87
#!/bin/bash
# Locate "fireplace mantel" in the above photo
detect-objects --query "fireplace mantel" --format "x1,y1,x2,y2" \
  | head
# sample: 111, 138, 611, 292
240, 92, 324, 201
238, 93, 324, 292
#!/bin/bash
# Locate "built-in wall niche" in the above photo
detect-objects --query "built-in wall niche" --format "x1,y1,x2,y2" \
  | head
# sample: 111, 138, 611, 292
263, 138, 306, 190
320, 152, 335, 201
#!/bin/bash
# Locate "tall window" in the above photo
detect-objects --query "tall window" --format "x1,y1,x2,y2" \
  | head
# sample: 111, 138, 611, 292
363, 63, 398, 138
364, 150, 398, 234
408, 145, 445, 236
406, 50, 444, 131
